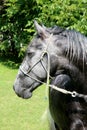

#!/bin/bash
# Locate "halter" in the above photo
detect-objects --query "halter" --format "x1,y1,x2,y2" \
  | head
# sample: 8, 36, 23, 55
20, 50, 51, 85
20, 35, 87, 102
20, 49, 51, 99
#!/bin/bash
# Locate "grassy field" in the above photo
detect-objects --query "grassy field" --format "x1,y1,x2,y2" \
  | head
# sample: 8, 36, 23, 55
0, 59, 49, 130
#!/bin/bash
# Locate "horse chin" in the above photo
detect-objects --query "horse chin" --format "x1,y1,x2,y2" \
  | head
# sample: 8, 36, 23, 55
22, 89, 33, 99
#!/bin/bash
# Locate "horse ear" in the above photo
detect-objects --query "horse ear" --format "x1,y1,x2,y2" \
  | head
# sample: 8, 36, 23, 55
34, 20, 49, 39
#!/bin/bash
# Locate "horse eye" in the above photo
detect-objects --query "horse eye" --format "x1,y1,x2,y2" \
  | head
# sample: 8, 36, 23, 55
38, 46, 42, 49
27, 52, 35, 58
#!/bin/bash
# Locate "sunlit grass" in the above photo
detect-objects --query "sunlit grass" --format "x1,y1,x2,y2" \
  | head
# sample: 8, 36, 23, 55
0, 61, 49, 130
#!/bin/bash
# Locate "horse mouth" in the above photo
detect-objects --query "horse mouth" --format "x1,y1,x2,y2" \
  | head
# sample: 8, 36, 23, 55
13, 82, 40, 99
13, 86, 32, 99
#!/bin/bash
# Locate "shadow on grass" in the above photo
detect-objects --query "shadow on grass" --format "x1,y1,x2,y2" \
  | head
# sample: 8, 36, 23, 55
0, 55, 21, 69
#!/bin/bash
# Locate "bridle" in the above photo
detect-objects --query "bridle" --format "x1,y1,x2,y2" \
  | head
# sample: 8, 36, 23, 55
20, 49, 52, 98
20, 34, 53, 86
20, 39, 87, 102
20, 50, 51, 85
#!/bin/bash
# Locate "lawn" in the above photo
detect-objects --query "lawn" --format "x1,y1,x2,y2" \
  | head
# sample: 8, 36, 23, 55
0, 59, 49, 130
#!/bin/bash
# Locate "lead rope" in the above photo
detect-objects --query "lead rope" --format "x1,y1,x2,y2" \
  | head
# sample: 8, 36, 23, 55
49, 85, 87, 102
44, 50, 87, 102
49, 85, 77, 97
43, 34, 53, 100
45, 51, 50, 100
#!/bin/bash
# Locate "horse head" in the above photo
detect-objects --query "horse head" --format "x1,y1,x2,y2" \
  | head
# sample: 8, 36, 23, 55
13, 21, 62, 99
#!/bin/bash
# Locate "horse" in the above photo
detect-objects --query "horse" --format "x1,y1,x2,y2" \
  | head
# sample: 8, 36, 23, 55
13, 21, 87, 130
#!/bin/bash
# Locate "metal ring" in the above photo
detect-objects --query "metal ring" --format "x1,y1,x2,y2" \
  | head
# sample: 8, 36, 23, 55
72, 91, 77, 97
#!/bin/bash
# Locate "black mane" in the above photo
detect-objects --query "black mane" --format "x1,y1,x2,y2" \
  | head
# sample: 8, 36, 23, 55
48, 26, 87, 70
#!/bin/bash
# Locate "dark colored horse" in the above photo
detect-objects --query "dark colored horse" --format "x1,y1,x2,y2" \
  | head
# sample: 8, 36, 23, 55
13, 21, 87, 130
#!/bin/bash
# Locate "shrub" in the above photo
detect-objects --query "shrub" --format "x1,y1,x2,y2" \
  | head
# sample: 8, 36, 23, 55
0, 0, 87, 61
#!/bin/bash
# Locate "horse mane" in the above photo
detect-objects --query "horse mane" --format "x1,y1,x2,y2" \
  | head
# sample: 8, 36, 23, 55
66, 30, 87, 63
48, 26, 87, 69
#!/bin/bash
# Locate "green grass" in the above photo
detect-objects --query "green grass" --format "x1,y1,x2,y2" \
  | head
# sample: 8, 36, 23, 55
0, 60, 49, 130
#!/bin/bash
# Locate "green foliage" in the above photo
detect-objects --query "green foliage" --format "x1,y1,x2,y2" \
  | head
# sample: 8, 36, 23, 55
38, 0, 87, 34
0, 0, 40, 59
0, 0, 87, 61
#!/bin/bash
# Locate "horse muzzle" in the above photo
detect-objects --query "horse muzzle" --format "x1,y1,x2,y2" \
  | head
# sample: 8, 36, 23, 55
13, 85, 32, 99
